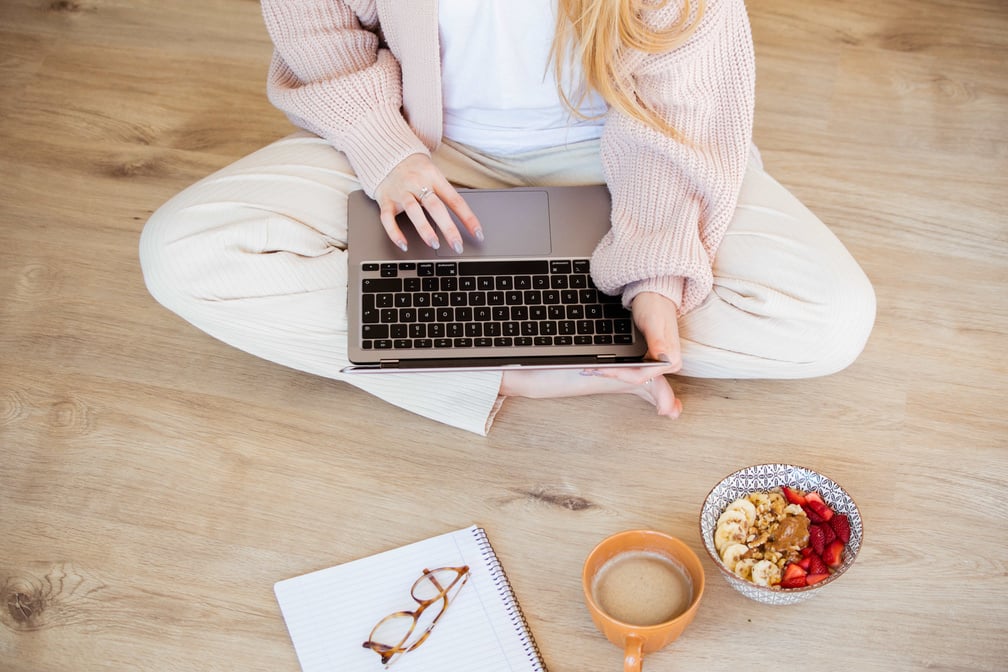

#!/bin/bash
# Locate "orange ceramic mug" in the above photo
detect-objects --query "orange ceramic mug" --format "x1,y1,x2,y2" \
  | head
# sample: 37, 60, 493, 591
582, 530, 705, 672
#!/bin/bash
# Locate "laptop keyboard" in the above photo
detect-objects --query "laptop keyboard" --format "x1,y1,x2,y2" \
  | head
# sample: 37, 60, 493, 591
358, 259, 635, 351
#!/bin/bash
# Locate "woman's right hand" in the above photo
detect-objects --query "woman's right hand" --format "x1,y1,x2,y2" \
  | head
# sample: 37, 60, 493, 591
373, 153, 483, 253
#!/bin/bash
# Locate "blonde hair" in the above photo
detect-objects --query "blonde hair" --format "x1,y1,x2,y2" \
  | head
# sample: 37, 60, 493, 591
552, 0, 705, 139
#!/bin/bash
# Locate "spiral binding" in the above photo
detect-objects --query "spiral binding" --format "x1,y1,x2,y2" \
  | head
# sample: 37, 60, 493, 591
473, 527, 548, 672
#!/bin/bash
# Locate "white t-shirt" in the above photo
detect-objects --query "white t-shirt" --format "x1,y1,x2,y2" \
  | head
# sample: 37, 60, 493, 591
438, 0, 609, 155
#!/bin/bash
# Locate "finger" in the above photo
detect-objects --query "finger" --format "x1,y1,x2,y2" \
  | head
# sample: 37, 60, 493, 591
634, 316, 683, 372
402, 199, 441, 249
434, 182, 483, 242
421, 195, 466, 254
378, 199, 409, 252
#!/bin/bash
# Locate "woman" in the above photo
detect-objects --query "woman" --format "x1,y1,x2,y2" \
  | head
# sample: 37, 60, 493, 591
139, 0, 875, 434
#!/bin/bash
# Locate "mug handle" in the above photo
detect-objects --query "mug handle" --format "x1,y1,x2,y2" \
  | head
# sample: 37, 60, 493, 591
623, 634, 644, 672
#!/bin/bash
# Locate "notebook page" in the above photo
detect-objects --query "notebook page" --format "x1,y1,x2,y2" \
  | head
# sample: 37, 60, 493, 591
274, 525, 539, 672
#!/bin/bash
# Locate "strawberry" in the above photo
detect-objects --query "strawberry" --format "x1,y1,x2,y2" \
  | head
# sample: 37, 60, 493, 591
805, 573, 830, 586
781, 575, 807, 589
809, 524, 826, 555
781, 486, 807, 506
830, 513, 851, 544
807, 555, 829, 576
821, 521, 837, 545
804, 492, 835, 521
800, 546, 815, 558
803, 504, 825, 523
804, 490, 827, 507
798, 556, 812, 571
780, 562, 808, 589
807, 500, 834, 522
823, 539, 845, 569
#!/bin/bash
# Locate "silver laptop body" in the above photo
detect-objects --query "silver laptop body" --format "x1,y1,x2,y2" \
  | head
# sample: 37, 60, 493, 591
343, 186, 656, 372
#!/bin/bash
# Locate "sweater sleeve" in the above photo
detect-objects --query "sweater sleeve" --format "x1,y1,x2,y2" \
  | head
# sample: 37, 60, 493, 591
591, 0, 755, 315
260, 0, 431, 195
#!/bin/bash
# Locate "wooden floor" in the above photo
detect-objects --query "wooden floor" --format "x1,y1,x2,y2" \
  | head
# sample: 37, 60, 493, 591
1, 1, 1005, 670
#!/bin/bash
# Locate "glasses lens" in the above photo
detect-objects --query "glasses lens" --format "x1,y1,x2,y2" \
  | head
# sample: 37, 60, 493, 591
411, 567, 468, 602
369, 612, 415, 651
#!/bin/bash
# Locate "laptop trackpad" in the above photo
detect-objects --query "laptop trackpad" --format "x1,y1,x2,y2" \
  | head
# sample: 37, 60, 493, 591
438, 190, 551, 257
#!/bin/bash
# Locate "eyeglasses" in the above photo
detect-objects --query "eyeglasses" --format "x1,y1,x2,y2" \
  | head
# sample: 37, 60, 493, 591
362, 565, 470, 667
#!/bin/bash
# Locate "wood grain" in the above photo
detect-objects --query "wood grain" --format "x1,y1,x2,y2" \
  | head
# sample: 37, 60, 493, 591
1, 0, 1006, 670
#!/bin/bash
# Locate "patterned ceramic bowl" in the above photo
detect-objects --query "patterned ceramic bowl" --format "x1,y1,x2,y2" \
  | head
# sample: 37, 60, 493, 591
699, 463, 863, 605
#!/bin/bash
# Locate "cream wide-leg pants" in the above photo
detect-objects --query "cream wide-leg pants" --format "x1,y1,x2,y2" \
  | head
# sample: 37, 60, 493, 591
139, 132, 876, 435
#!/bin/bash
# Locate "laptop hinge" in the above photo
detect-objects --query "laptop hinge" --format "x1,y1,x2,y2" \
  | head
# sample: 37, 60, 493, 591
378, 360, 401, 369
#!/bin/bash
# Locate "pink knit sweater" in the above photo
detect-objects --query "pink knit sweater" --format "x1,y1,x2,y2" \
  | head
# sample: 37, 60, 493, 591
261, 0, 755, 315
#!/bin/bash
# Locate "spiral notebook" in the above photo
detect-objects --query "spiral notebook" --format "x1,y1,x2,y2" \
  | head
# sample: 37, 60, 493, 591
274, 525, 547, 672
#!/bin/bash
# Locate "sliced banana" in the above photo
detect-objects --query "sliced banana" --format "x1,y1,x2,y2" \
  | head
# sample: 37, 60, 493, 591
723, 497, 757, 526
719, 543, 749, 572
716, 507, 748, 531
732, 558, 756, 581
750, 559, 782, 587
714, 519, 748, 552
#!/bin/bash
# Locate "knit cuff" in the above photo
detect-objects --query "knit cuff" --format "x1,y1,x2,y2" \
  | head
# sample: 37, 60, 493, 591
339, 104, 432, 197
621, 275, 685, 313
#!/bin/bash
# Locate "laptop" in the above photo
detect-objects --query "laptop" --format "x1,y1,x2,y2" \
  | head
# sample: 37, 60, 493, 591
342, 185, 661, 373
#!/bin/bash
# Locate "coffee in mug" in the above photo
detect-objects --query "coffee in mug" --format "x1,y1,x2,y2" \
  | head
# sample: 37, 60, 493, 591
591, 550, 694, 626
582, 530, 705, 672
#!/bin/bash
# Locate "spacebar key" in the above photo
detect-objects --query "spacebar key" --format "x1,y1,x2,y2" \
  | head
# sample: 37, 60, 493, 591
459, 260, 549, 276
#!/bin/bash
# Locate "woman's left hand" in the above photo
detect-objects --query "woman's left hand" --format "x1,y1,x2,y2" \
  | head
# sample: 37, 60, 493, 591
581, 291, 684, 416
629, 291, 683, 373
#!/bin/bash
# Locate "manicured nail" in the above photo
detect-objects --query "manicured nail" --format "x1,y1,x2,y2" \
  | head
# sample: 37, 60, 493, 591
429, 239, 440, 250
580, 369, 602, 377
453, 241, 463, 254
657, 353, 671, 363
474, 228, 485, 242
397, 240, 408, 252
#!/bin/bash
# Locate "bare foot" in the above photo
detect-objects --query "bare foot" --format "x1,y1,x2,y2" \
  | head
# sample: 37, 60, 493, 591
500, 369, 682, 418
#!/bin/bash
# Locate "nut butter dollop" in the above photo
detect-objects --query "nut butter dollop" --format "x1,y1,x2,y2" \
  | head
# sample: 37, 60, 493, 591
766, 514, 810, 554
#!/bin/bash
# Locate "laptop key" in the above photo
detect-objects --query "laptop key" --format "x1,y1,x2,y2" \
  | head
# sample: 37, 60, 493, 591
362, 324, 389, 339
363, 277, 401, 293
460, 260, 547, 275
